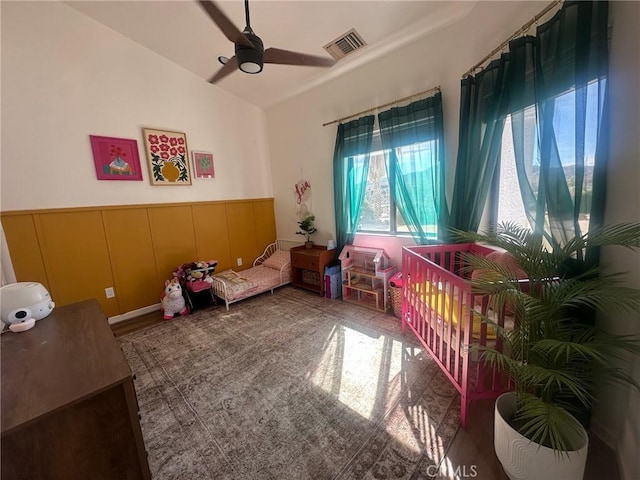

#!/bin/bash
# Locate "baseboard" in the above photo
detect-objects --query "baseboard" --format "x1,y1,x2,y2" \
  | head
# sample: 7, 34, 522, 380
108, 303, 161, 325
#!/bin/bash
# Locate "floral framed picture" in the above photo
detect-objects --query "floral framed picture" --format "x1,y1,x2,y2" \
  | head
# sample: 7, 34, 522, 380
89, 135, 143, 181
142, 128, 192, 185
192, 151, 215, 178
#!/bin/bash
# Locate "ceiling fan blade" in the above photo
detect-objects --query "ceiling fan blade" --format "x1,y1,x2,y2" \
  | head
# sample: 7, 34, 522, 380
263, 48, 335, 67
198, 0, 253, 47
208, 56, 238, 84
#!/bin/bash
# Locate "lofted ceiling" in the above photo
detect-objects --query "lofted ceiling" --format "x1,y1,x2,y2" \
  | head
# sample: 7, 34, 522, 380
66, 1, 476, 109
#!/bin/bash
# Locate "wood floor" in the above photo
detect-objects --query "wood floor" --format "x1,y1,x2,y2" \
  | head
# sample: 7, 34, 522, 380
112, 310, 620, 480
111, 309, 165, 337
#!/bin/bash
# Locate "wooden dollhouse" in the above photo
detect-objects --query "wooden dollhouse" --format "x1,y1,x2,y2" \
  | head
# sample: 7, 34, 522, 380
338, 245, 396, 312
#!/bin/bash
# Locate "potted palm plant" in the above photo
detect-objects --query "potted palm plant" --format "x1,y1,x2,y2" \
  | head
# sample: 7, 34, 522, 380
455, 222, 640, 480
296, 215, 317, 249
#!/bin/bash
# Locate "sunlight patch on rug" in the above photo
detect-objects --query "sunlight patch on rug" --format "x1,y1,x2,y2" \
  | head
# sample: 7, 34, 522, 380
305, 322, 453, 462
308, 324, 404, 421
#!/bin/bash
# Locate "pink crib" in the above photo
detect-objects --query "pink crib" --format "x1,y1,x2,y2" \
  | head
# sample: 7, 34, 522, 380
401, 243, 510, 428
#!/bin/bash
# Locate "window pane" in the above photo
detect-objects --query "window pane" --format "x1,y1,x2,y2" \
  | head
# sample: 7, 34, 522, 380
359, 151, 390, 232
396, 206, 410, 233
358, 140, 440, 236
498, 114, 533, 228
395, 141, 439, 237
498, 82, 601, 236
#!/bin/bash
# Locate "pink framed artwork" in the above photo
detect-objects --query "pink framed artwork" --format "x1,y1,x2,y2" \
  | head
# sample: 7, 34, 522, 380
192, 151, 215, 178
142, 128, 192, 185
89, 135, 143, 181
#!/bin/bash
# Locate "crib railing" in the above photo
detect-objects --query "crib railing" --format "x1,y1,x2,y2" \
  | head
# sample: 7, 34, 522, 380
401, 243, 510, 427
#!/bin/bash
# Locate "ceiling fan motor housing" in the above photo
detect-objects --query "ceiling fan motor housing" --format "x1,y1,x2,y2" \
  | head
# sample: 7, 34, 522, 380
236, 31, 264, 74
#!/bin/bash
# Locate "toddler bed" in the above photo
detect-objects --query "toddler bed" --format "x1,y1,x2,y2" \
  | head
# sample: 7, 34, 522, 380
211, 239, 302, 310
401, 243, 515, 428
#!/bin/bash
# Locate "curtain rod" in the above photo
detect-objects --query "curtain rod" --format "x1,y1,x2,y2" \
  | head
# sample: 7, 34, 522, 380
322, 85, 441, 127
463, 0, 562, 79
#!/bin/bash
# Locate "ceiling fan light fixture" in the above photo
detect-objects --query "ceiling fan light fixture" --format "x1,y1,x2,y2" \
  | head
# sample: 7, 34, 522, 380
239, 60, 262, 74
217, 55, 229, 65
236, 31, 264, 74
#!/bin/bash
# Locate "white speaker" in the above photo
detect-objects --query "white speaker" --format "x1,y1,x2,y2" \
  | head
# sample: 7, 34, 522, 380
0, 282, 55, 332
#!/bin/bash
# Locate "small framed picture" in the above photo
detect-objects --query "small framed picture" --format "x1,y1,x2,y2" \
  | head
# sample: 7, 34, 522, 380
192, 151, 215, 178
89, 135, 143, 181
142, 128, 192, 185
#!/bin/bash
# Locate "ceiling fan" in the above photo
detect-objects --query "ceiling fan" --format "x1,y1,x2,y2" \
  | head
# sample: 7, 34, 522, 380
198, 0, 336, 84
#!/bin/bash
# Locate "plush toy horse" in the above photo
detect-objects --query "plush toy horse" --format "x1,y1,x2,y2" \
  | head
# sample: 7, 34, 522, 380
160, 278, 188, 320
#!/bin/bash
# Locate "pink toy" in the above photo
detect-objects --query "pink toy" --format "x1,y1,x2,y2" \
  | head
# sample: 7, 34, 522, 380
172, 260, 218, 293
160, 278, 188, 320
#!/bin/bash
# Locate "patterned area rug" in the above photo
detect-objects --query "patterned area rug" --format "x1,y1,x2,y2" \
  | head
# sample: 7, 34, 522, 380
119, 286, 460, 480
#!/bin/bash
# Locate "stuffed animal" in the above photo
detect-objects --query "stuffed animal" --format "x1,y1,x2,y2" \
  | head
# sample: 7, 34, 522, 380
173, 264, 186, 282
183, 260, 218, 286
160, 278, 188, 320
190, 270, 204, 280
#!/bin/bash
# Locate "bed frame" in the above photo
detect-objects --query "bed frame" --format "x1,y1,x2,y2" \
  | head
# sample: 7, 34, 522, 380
211, 238, 303, 310
401, 243, 511, 427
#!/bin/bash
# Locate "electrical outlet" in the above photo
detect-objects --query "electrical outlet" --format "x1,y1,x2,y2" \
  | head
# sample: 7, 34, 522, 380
236, 258, 243, 267
105, 287, 115, 299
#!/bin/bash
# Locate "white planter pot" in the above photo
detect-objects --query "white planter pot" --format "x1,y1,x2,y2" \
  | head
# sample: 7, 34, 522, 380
494, 392, 589, 480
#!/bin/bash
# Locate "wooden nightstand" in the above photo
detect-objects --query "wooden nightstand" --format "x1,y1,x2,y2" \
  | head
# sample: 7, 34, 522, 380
290, 245, 336, 296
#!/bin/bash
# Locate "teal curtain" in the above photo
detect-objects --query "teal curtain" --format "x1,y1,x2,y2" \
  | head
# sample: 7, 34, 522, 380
448, 56, 512, 237
333, 116, 375, 253
377, 92, 447, 244
507, 0, 609, 264
506, 3, 611, 422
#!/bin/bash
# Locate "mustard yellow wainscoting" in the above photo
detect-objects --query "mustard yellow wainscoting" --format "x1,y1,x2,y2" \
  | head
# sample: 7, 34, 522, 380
1, 198, 275, 317
148, 205, 198, 282
226, 201, 259, 271
192, 203, 232, 272
35, 210, 119, 317
102, 208, 160, 313
254, 198, 277, 256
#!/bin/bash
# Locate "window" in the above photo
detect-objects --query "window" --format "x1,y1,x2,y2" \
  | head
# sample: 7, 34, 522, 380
495, 81, 602, 236
358, 133, 439, 238
335, 93, 445, 245
359, 149, 393, 232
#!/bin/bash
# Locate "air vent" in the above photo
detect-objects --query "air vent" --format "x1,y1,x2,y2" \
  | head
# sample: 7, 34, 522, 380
323, 28, 367, 60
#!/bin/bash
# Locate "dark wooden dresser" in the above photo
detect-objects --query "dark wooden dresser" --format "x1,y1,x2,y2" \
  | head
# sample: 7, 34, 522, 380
1, 299, 151, 480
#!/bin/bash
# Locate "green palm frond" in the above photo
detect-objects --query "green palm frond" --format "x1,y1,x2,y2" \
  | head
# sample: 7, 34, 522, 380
479, 348, 521, 379
564, 223, 640, 253
461, 222, 640, 452
531, 338, 609, 364
514, 394, 586, 453
517, 365, 593, 406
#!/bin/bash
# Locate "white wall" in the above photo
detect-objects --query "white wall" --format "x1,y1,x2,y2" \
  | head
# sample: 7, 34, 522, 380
591, 2, 640, 479
266, 0, 639, 477
265, 1, 546, 254
0, 1, 272, 211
